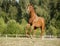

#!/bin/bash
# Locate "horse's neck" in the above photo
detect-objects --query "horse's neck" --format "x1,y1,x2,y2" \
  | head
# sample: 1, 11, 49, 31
30, 10, 37, 18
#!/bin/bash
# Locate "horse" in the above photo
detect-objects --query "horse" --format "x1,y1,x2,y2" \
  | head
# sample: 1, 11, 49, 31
26, 4, 45, 38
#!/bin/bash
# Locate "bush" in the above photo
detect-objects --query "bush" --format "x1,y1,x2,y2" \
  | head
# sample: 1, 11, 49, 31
6, 20, 21, 34
20, 19, 28, 34
0, 17, 6, 34
46, 25, 57, 36
0, 8, 7, 21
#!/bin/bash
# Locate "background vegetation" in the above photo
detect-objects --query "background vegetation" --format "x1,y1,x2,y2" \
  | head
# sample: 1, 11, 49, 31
0, 0, 60, 37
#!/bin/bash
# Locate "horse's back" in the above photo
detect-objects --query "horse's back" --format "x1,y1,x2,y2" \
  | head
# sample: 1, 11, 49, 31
39, 17, 45, 22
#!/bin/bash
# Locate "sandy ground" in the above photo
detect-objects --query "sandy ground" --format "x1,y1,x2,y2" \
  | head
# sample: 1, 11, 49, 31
0, 37, 60, 46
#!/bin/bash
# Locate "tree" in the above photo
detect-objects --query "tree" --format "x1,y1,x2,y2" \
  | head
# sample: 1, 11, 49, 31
0, 0, 59, 36
8, 5, 18, 20
0, 0, 3, 6
0, 7, 7, 22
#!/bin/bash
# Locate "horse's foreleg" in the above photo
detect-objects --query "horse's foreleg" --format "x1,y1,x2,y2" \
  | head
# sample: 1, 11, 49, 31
29, 18, 33, 24
30, 25, 33, 34
26, 28, 28, 35
31, 25, 36, 37
26, 24, 30, 37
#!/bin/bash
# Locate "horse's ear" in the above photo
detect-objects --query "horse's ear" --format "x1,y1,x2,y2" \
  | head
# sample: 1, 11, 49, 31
30, 3, 32, 6
28, 3, 33, 7
30, 3, 33, 7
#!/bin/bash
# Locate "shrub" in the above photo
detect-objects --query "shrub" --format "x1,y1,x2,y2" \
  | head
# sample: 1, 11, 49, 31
46, 25, 57, 36
7, 20, 21, 34
0, 17, 6, 34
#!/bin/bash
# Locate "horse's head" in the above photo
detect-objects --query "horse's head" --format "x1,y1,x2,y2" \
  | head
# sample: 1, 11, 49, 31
27, 4, 34, 14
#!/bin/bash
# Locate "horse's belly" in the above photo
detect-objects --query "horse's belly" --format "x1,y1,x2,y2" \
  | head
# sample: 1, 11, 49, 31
32, 18, 43, 27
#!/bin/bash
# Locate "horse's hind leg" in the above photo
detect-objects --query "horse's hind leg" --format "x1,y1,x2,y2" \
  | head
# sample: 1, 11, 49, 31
26, 24, 30, 37
31, 25, 35, 37
40, 25, 45, 38
33, 29, 36, 37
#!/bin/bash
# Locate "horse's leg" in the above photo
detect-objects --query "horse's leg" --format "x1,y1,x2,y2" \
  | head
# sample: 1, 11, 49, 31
26, 24, 30, 37
41, 29, 44, 38
33, 29, 36, 37
31, 25, 36, 37
30, 25, 34, 37
26, 29, 28, 36
26, 30, 29, 37
40, 25, 45, 38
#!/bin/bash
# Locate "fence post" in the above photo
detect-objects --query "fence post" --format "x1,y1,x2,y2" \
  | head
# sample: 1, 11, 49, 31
6, 34, 7, 38
16, 34, 17, 38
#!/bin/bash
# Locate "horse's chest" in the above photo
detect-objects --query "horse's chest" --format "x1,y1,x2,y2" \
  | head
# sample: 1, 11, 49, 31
33, 17, 39, 23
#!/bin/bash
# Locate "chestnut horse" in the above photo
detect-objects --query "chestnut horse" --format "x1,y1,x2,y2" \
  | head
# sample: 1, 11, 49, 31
26, 4, 45, 38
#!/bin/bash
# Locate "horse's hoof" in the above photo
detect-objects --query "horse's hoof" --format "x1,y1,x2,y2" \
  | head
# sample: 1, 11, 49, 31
40, 36, 45, 40
30, 35, 33, 39
26, 34, 29, 37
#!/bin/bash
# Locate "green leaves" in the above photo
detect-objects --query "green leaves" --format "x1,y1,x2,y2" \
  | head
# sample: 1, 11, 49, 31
0, 8, 7, 20
0, 17, 6, 34
8, 5, 18, 20
0, 0, 3, 6
7, 20, 21, 34
0, 0, 59, 36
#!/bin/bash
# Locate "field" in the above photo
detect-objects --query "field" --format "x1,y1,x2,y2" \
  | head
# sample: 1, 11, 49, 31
0, 37, 60, 46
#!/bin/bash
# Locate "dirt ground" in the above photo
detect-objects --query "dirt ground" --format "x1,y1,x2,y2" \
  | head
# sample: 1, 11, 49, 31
0, 37, 60, 46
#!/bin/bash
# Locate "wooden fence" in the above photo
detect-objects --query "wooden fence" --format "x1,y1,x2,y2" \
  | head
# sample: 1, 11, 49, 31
0, 34, 59, 38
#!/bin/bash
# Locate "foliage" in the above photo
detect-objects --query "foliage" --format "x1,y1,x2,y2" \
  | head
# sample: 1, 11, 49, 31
8, 5, 18, 20
0, 0, 60, 36
46, 25, 57, 36
0, 17, 6, 34
7, 20, 21, 34
0, 0, 3, 6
